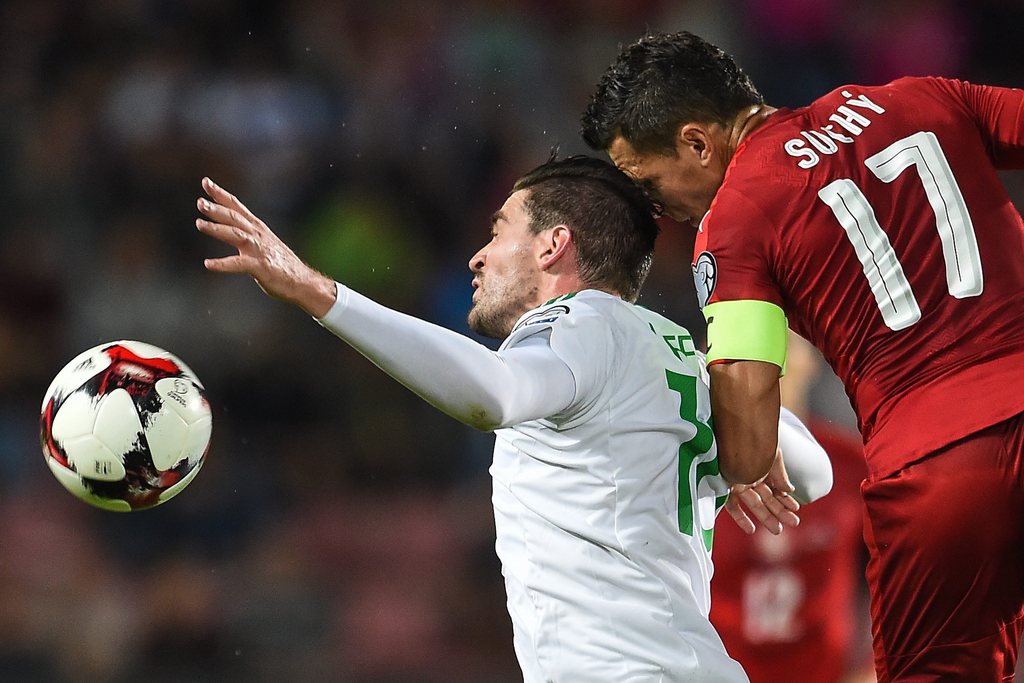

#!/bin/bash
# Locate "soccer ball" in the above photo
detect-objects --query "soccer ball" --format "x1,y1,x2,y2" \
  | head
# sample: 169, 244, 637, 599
40, 340, 212, 511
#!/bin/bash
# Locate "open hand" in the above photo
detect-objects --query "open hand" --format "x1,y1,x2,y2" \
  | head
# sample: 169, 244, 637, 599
196, 177, 336, 318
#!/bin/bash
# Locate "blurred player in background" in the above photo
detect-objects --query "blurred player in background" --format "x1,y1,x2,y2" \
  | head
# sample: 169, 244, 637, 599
583, 30, 1024, 681
710, 333, 874, 683
195, 155, 833, 682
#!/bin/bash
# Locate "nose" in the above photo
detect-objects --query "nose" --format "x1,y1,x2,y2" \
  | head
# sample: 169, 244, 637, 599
468, 247, 485, 273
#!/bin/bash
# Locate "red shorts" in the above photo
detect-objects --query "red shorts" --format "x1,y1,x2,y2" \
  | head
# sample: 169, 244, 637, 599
862, 412, 1024, 681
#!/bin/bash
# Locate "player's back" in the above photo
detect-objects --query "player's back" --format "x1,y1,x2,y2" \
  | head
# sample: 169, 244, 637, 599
701, 77, 1024, 478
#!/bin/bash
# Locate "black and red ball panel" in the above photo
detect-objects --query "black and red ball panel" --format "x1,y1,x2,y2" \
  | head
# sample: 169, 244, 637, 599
40, 341, 211, 511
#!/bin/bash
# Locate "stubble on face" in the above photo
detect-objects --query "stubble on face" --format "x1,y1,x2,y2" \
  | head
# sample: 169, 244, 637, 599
467, 250, 539, 339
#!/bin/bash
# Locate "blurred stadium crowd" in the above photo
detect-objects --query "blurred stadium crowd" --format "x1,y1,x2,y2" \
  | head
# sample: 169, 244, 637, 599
1, 0, 1021, 681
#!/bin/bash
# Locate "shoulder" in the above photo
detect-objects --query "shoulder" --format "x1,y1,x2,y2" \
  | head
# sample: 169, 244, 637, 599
860, 76, 976, 116
693, 191, 788, 310
503, 291, 615, 349
886, 75, 965, 96
695, 188, 777, 269
505, 292, 628, 416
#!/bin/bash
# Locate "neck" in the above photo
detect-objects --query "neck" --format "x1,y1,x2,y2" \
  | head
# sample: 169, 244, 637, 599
535, 272, 588, 305
725, 104, 778, 156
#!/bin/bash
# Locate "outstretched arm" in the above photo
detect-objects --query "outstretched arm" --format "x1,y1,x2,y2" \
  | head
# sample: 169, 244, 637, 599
319, 286, 575, 430
196, 177, 575, 431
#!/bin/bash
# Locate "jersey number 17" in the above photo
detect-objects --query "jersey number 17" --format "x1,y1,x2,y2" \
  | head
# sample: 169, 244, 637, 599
817, 131, 984, 331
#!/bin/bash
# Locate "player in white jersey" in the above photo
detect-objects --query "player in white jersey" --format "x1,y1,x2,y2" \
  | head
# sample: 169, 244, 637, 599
195, 156, 832, 682
493, 289, 737, 682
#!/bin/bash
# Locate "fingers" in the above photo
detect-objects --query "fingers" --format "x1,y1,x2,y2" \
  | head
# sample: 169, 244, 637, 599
202, 254, 253, 274
733, 484, 801, 535
776, 489, 800, 513
765, 447, 796, 495
202, 177, 260, 225
735, 487, 783, 534
197, 196, 251, 233
196, 179, 266, 253
724, 451, 805, 536
753, 482, 801, 523
195, 217, 252, 250
196, 178, 270, 282
723, 496, 757, 535
766, 468, 796, 496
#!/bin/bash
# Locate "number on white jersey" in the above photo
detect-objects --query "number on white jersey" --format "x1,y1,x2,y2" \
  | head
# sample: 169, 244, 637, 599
666, 370, 726, 551
818, 131, 983, 331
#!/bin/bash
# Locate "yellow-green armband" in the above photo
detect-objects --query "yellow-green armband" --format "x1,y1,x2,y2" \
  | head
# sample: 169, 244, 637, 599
703, 300, 788, 370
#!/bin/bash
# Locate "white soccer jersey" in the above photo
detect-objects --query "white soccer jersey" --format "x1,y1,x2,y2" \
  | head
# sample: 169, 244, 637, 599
490, 290, 747, 683
320, 284, 829, 681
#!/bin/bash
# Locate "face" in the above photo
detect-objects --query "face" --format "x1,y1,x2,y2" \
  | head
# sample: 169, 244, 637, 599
467, 190, 544, 339
608, 132, 725, 227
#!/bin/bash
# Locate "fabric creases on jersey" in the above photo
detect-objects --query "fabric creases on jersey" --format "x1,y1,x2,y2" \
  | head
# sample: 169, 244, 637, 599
491, 290, 746, 683
694, 76, 1024, 480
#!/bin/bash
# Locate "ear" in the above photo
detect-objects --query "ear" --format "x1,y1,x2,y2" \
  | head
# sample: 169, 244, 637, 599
677, 123, 715, 166
537, 224, 574, 271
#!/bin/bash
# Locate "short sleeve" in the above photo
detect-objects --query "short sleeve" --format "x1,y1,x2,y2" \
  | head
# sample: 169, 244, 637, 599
931, 77, 1024, 169
693, 188, 784, 311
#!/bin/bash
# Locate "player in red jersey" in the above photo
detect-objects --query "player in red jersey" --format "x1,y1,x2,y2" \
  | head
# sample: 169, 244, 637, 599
711, 333, 874, 683
582, 31, 1024, 681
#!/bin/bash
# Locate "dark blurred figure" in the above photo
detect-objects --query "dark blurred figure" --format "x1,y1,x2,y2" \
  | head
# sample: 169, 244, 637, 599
711, 333, 873, 682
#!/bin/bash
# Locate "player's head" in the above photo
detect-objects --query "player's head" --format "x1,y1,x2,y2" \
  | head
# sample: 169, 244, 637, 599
512, 155, 660, 302
580, 31, 763, 224
582, 31, 763, 154
467, 155, 659, 339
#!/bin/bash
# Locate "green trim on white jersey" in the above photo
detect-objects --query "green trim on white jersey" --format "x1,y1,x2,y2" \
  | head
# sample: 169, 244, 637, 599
543, 291, 579, 305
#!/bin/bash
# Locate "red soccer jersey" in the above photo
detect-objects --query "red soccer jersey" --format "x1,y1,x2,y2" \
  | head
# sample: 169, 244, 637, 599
710, 420, 868, 683
694, 77, 1024, 479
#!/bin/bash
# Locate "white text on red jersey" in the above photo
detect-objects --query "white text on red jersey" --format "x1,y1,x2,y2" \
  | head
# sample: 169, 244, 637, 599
783, 92, 886, 169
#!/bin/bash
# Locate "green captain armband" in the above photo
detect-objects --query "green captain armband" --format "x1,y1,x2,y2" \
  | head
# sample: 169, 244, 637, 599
703, 300, 788, 371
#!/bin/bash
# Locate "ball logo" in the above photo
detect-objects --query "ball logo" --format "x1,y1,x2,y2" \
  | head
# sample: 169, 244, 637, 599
167, 378, 192, 407
692, 251, 718, 309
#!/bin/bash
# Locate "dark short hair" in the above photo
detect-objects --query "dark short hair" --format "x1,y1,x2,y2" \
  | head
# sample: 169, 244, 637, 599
581, 31, 763, 154
512, 154, 659, 302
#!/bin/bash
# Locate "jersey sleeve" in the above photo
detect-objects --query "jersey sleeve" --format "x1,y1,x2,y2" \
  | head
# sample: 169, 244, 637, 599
778, 407, 833, 504
502, 297, 615, 428
694, 189, 789, 368
945, 78, 1024, 169
318, 284, 576, 431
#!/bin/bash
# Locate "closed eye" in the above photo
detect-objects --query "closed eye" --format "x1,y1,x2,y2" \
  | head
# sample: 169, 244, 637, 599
638, 180, 666, 218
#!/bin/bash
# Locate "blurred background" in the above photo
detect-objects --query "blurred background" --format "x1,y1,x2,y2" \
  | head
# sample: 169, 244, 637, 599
1, 0, 1022, 681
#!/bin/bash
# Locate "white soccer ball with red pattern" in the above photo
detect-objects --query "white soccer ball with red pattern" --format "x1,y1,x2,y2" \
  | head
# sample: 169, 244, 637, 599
40, 341, 212, 511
